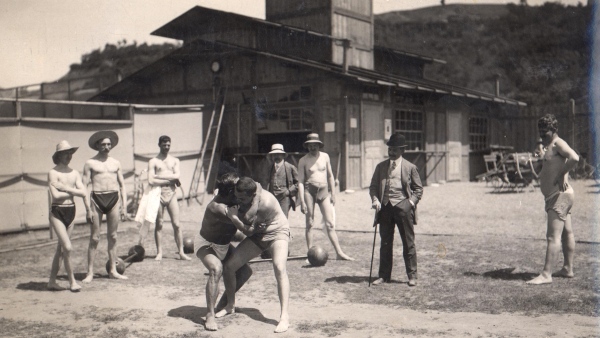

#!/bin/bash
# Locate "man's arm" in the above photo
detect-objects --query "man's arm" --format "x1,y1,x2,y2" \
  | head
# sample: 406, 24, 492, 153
409, 165, 423, 206
226, 205, 258, 236
82, 161, 93, 223
369, 163, 382, 212
147, 159, 170, 186
48, 171, 71, 200
74, 171, 91, 211
554, 138, 580, 187
116, 161, 127, 218
154, 158, 181, 180
288, 164, 299, 197
297, 158, 306, 213
324, 154, 336, 205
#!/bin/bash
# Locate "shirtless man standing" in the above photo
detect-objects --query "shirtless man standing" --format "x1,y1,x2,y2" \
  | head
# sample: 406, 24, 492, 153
527, 114, 579, 285
82, 130, 128, 282
297, 133, 353, 260
48, 140, 88, 292
138, 135, 190, 261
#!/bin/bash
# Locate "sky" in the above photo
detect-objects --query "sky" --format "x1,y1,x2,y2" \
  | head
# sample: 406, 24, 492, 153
0, 0, 588, 89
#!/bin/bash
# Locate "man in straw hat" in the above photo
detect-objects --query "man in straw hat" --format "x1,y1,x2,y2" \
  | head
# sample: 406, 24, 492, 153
266, 144, 299, 218
297, 133, 354, 261
137, 135, 191, 261
369, 132, 423, 287
82, 130, 128, 282
48, 140, 89, 291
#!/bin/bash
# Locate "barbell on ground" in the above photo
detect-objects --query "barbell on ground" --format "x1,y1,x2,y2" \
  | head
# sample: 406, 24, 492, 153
105, 245, 146, 274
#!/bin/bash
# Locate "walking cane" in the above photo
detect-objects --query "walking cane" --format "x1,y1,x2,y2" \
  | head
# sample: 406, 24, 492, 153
368, 211, 379, 287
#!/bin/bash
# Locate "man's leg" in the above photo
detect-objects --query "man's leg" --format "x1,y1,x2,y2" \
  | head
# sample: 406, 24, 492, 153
270, 240, 290, 333
304, 190, 316, 250
197, 247, 223, 331
527, 209, 564, 284
138, 220, 153, 247
377, 204, 395, 281
215, 246, 253, 311
556, 213, 575, 277
397, 200, 417, 283
48, 216, 65, 290
82, 206, 102, 283
278, 198, 291, 219
106, 206, 127, 280
217, 239, 262, 318
166, 197, 190, 260
154, 206, 165, 261
318, 198, 354, 260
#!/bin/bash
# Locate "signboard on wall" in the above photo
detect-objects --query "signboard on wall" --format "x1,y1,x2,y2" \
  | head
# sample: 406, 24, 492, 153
384, 119, 391, 140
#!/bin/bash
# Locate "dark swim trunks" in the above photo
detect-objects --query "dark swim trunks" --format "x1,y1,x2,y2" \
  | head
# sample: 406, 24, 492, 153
51, 204, 76, 228
305, 182, 329, 203
91, 191, 119, 214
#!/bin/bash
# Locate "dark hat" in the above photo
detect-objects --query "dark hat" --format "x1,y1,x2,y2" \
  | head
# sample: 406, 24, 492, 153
52, 140, 78, 164
386, 133, 408, 147
303, 133, 324, 149
268, 143, 287, 157
88, 130, 119, 150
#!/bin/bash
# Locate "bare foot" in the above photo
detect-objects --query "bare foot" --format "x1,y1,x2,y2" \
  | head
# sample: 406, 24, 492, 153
109, 272, 129, 280
82, 274, 94, 284
205, 314, 218, 331
215, 308, 235, 318
526, 274, 552, 285
70, 283, 82, 292
178, 252, 192, 261
275, 314, 289, 333
553, 268, 574, 278
47, 282, 64, 291
155, 253, 163, 261
336, 253, 355, 261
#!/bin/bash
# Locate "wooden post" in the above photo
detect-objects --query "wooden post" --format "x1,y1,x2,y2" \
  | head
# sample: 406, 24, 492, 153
570, 98, 575, 148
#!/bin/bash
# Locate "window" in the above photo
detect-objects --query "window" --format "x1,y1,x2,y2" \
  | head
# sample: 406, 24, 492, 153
258, 107, 314, 133
393, 109, 424, 151
469, 116, 488, 151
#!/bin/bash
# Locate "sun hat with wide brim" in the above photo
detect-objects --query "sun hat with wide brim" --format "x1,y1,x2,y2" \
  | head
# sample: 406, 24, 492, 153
268, 143, 287, 157
88, 130, 119, 150
386, 132, 408, 147
303, 133, 324, 149
52, 140, 78, 164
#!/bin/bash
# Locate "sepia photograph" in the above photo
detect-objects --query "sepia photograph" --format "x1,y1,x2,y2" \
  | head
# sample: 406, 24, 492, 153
0, 0, 598, 336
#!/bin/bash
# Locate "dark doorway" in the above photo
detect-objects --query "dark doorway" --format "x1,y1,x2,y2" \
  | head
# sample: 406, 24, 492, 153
257, 132, 310, 153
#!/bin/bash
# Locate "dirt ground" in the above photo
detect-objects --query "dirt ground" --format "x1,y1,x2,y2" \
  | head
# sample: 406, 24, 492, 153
1, 180, 599, 337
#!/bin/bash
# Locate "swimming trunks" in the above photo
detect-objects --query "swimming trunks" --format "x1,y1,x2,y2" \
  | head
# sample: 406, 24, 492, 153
91, 191, 119, 214
160, 184, 176, 206
194, 233, 230, 260
305, 182, 329, 203
50, 204, 76, 228
247, 227, 291, 251
544, 188, 574, 221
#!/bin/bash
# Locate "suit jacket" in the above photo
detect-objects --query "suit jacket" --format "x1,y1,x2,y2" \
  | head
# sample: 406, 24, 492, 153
369, 158, 423, 224
267, 161, 299, 210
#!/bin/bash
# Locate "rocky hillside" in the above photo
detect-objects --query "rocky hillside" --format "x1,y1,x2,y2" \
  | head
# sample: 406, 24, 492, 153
375, 3, 592, 106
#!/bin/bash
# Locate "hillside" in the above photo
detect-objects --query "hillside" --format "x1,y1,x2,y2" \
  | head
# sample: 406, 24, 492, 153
375, 3, 592, 106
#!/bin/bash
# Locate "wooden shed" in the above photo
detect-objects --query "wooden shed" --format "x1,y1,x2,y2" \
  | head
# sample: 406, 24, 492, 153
93, 1, 525, 191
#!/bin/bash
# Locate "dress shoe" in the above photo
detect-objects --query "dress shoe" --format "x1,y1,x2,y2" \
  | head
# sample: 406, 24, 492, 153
372, 278, 387, 286
408, 279, 417, 287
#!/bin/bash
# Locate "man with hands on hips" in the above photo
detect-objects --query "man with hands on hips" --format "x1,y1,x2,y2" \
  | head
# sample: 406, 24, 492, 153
369, 132, 423, 287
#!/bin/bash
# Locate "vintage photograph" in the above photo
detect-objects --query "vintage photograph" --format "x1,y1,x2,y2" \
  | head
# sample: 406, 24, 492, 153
0, 0, 598, 336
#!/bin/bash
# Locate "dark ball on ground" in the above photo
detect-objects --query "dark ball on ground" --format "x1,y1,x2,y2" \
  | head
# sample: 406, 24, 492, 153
307, 246, 328, 266
183, 236, 194, 254
106, 258, 126, 275
128, 245, 145, 262
232, 231, 245, 242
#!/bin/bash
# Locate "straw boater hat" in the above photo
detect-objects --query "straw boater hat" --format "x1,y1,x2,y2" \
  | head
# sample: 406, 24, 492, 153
52, 140, 78, 164
303, 133, 324, 149
88, 130, 119, 150
268, 144, 287, 157
386, 133, 408, 148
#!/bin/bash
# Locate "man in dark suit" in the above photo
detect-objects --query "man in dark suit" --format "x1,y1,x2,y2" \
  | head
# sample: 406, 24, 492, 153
266, 144, 299, 218
369, 133, 423, 286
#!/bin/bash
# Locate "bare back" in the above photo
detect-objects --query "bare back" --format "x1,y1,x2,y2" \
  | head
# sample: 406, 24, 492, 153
84, 156, 122, 191
298, 152, 331, 185
539, 137, 569, 197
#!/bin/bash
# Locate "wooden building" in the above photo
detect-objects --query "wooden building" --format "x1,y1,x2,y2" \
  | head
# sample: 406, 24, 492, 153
93, 0, 525, 191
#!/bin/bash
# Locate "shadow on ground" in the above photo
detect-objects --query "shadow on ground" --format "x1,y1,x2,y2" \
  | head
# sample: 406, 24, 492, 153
324, 275, 408, 285
464, 268, 537, 281
168, 306, 277, 326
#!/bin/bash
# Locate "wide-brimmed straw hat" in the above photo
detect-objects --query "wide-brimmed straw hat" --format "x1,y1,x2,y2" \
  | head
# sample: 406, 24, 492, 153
52, 140, 78, 164
386, 133, 408, 147
88, 130, 119, 150
268, 144, 287, 157
303, 133, 324, 149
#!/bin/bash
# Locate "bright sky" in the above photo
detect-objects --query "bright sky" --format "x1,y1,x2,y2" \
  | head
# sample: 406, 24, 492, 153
0, 0, 586, 88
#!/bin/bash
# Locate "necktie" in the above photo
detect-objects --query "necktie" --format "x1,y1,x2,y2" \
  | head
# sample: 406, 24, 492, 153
382, 161, 396, 205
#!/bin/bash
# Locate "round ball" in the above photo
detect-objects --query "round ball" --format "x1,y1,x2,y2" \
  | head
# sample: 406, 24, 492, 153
183, 236, 194, 254
260, 250, 272, 259
106, 258, 126, 275
232, 231, 245, 242
128, 245, 145, 262
307, 246, 328, 266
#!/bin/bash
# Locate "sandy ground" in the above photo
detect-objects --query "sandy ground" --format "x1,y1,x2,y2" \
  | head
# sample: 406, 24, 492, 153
1, 181, 599, 337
